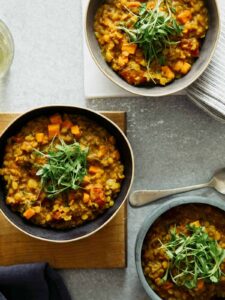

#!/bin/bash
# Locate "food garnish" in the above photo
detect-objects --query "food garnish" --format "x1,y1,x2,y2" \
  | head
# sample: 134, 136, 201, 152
118, 0, 183, 66
35, 138, 88, 198
160, 223, 225, 289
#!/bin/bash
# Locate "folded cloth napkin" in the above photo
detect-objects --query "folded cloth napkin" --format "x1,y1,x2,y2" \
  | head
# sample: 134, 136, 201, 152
0, 263, 71, 300
186, 0, 225, 122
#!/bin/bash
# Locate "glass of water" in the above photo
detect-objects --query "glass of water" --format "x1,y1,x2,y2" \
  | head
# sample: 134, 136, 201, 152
0, 20, 14, 78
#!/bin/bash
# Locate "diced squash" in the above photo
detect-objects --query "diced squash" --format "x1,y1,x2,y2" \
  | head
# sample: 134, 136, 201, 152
197, 279, 204, 290
23, 208, 35, 220
50, 114, 63, 124
177, 10, 192, 24
62, 120, 73, 129
48, 124, 60, 138
173, 60, 184, 72
122, 43, 137, 54
180, 62, 191, 74
89, 166, 101, 174
71, 125, 81, 137
190, 220, 201, 227
126, 1, 141, 8
35, 133, 44, 143
83, 193, 90, 203
161, 66, 175, 80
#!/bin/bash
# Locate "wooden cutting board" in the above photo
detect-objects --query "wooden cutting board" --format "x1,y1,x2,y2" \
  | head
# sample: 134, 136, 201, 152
0, 112, 127, 269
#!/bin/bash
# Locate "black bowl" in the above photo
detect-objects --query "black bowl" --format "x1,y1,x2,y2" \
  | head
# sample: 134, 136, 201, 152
0, 106, 134, 242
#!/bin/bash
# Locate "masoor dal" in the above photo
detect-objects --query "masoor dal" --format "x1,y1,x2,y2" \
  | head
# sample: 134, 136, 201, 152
94, 0, 208, 86
0, 114, 125, 229
142, 204, 225, 300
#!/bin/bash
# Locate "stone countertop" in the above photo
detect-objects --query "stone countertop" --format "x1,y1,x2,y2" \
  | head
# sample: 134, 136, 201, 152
0, 1, 225, 299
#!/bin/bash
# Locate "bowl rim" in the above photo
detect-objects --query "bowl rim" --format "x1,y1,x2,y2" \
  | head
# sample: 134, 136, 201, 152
0, 18, 15, 78
85, 0, 221, 97
0, 105, 135, 243
135, 195, 225, 299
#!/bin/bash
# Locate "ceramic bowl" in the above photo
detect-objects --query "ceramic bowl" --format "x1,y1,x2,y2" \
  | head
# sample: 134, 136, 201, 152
85, 0, 220, 97
135, 195, 225, 299
0, 106, 134, 243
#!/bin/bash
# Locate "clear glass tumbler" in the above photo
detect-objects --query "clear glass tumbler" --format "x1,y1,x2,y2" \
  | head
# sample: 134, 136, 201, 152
0, 20, 14, 78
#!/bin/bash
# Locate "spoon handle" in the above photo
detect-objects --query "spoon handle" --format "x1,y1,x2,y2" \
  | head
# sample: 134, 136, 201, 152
129, 183, 209, 207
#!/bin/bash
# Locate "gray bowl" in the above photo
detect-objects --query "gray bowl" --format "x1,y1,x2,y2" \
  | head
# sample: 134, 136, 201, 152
85, 0, 220, 97
135, 196, 225, 299
0, 106, 134, 243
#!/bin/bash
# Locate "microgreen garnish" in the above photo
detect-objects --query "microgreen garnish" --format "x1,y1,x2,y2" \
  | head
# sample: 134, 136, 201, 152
118, 0, 183, 66
35, 139, 88, 198
160, 224, 225, 289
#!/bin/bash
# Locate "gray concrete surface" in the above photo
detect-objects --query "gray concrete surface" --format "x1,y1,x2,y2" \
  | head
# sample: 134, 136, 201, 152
0, 1, 225, 300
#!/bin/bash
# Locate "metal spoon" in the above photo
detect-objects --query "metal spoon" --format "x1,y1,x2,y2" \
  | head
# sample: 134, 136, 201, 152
129, 168, 225, 207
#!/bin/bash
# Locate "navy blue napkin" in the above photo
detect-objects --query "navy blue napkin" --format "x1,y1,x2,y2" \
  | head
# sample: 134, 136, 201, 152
0, 263, 71, 300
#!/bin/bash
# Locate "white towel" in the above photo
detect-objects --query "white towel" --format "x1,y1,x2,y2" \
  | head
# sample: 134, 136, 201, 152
187, 0, 225, 122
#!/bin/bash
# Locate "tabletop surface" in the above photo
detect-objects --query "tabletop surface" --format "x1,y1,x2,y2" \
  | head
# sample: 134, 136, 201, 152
0, 1, 225, 299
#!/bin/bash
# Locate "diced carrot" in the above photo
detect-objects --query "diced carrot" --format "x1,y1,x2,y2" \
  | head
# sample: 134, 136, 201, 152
35, 133, 44, 143
177, 10, 192, 24
48, 124, 60, 138
173, 60, 184, 72
62, 120, 73, 129
180, 62, 191, 74
83, 193, 90, 203
126, 1, 141, 8
49, 114, 63, 124
161, 66, 175, 80
163, 281, 173, 290
122, 43, 137, 54
71, 125, 81, 137
190, 220, 201, 227
197, 279, 204, 290
89, 166, 101, 174
23, 208, 35, 220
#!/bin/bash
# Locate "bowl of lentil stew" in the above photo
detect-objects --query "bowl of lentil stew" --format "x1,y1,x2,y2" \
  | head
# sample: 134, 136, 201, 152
0, 106, 134, 242
135, 196, 225, 300
86, 0, 220, 97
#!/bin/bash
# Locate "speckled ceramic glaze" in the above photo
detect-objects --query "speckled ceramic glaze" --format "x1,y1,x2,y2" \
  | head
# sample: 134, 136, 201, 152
85, 0, 220, 97
135, 195, 225, 299
0, 106, 134, 243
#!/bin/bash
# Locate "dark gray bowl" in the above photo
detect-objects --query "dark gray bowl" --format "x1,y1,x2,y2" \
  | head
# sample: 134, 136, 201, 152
135, 196, 225, 299
0, 106, 134, 243
85, 0, 220, 97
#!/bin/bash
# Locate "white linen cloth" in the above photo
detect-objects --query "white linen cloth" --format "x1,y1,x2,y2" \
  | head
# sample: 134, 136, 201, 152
187, 0, 225, 122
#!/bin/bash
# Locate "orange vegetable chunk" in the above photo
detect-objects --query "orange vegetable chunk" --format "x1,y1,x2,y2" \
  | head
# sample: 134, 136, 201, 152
35, 133, 44, 143
89, 166, 101, 174
177, 10, 192, 24
48, 124, 60, 138
122, 43, 137, 54
71, 125, 81, 137
23, 208, 35, 220
83, 193, 90, 203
